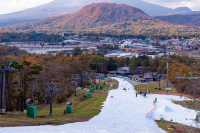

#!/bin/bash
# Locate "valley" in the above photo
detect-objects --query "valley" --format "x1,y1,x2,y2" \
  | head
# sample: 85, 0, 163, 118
0, 1, 200, 133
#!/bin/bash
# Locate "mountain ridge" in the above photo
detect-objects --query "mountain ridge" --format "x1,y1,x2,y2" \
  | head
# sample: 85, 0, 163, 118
4, 3, 199, 38
12, 3, 151, 32
156, 13, 200, 26
0, 0, 194, 27
0, 0, 79, 26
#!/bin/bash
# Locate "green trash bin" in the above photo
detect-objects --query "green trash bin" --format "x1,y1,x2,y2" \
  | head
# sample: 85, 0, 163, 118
26, 105, 37, 119
66, 104, 73, 114
85, 91, 93, 98
89, 84, 97, 92
89, 88, 95, 93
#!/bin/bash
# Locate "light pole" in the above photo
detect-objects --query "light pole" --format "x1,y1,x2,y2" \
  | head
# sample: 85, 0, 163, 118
0, 66, 14, 113
0, 70, 6, 113
47, 82, 56, 116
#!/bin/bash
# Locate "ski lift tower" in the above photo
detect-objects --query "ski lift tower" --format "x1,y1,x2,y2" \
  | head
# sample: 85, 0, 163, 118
0, 65, 14, 113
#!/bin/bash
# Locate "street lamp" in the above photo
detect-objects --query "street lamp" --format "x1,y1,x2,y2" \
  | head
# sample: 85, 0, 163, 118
47, 82, 56, 116
0, 65, 14, 113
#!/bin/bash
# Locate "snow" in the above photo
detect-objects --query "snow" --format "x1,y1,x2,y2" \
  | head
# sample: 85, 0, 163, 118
0, 77, 199, 133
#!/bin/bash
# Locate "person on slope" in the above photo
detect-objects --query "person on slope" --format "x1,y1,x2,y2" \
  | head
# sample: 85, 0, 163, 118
153, 97, 158, 104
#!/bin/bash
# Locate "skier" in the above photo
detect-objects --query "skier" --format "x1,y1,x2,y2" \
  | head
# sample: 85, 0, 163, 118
144, 92, 147, 97
153, 97, 158, 104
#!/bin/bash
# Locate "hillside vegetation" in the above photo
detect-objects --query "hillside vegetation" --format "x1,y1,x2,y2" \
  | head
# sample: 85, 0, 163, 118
2, 3, 200, 37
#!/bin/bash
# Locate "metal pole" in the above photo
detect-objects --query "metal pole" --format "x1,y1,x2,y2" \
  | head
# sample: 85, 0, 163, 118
0, 65, 14, 113
0, 72, 2, 111
75, 87, 77, 96
166, 62, 169, 88
158, 75, 161, 89
48, 83, 54, 116
165, 45, 169, 88
1, 71, 6, 113
49, 97, 52, 116
0, 72, 3, 112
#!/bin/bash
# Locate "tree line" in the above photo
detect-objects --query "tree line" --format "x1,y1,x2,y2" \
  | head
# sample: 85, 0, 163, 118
0, 52, 168, 111
0, 32, 64, 43
0, 53, 127, 111
0, 47, 199, 111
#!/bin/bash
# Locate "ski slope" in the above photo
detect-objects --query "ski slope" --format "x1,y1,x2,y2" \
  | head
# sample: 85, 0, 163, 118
0, 77, 199, 133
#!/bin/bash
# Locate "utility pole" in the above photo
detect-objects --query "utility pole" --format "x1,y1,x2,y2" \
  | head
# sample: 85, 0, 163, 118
165, 45, 169, 88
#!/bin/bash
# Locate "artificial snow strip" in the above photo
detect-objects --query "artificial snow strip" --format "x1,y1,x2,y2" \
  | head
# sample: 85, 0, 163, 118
0, 77, 199, 133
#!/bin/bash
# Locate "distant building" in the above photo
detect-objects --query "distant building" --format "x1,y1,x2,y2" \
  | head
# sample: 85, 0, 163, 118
117, 67, 131, 76
134, 66, 147, 75
143, 72, 154, 82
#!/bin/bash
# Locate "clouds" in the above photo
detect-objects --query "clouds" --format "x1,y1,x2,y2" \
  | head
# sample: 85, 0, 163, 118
0, 0, 113, 14
0, 0, 53, 14
0, 0, 200, 15
143, 0, 200, 10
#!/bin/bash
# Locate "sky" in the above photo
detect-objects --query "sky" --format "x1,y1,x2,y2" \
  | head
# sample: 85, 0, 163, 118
0, 0, 200, 15
143, 0, 200, 10
0, 0, 54, 14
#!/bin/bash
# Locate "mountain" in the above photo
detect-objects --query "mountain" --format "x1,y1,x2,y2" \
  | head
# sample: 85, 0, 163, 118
54, 3, 150, 29
112, 0, 174, 16
114, 0, 194, 16
85, 19, 200, 37
0, 0, 194, 27
8, 3, 200, 37
14, 3, 150, 32
156, 13, 200, 26
174, 7, 192, 14
0, 0, 79, 27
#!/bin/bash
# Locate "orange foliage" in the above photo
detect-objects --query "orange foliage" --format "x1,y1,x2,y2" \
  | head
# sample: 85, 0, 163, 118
169, 62, 191, 82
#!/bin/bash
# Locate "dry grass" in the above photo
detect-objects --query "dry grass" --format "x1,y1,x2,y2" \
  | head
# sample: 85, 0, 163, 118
0, 79, 118, 127
157, 120, 200, 133
135, 80, 176, 94
174, 100, 200, 111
